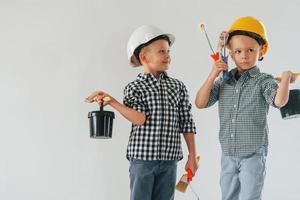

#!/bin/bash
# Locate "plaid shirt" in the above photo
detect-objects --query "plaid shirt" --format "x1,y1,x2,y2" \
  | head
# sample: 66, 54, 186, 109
206, 66, 278, 156
123, 72, 196, 161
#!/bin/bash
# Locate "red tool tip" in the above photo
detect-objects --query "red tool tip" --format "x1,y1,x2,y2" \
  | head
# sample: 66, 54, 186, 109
210, 53, 220, 61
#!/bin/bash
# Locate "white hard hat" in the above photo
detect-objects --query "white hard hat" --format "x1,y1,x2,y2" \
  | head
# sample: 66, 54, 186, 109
127, 25, 175, 67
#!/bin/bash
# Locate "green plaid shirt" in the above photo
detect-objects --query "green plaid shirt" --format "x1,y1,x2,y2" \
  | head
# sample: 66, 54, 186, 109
206, 66, 279, 156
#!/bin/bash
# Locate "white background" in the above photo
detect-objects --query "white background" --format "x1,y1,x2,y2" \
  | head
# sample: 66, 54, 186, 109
0, 0, 299, 199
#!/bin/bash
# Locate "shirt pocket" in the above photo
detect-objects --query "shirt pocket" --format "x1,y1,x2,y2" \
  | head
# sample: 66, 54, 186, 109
167, 86, 180, 108
142, 87, 159, 111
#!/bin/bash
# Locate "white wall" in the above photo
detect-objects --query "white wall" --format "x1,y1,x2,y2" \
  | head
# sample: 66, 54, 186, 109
1, 0, 299, 199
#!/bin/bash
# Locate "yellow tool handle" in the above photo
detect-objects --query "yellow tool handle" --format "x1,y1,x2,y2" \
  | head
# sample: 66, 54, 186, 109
275, 72, 300, 81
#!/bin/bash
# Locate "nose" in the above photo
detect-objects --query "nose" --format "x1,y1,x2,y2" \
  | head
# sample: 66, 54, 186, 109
165, 51, 170, 59
165, 53, 171, 63
241, 51, 248, 59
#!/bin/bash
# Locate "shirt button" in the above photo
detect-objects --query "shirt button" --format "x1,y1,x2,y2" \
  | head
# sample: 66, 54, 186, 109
236, 89, 239, 93
233, 104, 237, 108
231, 134, 234, 137
232, 119, 235, 123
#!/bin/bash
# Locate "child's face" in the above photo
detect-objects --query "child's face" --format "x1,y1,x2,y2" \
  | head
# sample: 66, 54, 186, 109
229, 35, 263, 73
140, 39, 171, 75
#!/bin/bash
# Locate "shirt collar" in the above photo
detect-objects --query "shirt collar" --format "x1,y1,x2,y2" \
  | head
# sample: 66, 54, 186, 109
137, 71, 168, 82
246, 66, 260, 77
229, 66, 260, 80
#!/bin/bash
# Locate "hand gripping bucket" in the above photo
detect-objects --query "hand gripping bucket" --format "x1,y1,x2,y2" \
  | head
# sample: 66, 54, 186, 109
88, 104, 115, 138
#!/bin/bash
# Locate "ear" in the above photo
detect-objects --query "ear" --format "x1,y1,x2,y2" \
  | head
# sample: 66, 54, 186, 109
258, 47, 264, 61
139, 51, 147, 64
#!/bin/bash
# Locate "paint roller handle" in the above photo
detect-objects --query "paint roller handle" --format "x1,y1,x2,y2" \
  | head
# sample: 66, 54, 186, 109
187, 169, 193, 182
221, 55, 231, 81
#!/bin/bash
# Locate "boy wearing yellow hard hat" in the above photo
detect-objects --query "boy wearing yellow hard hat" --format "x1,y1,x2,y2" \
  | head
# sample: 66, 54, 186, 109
195, 16, 297, 199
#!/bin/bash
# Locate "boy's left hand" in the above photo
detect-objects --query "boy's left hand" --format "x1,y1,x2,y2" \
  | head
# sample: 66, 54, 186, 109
280, 71, 298, 83
290, 73, 298, 83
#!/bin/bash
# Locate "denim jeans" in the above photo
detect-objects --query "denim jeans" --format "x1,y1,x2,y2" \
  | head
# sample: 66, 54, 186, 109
129, 159, 177, 200
220, 146, 267, 200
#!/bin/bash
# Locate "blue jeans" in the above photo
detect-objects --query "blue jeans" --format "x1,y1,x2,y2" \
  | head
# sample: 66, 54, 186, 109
129, 159, 177, 200
220, 146, 267, 200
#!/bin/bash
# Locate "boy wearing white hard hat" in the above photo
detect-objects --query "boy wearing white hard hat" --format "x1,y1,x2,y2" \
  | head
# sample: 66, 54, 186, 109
94, 25, 198, 200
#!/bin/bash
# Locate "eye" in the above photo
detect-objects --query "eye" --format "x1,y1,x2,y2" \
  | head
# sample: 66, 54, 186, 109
234, 50, 241, 54
159, 49, 170, 54
248, 48, 254, 53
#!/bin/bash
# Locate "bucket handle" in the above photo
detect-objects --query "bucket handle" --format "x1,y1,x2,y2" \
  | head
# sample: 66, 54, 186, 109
100, 103, 104, 111
100, 96, 112, 111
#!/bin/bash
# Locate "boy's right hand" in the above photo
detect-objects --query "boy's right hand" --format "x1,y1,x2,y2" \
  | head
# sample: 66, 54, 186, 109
209, 60, 229, 80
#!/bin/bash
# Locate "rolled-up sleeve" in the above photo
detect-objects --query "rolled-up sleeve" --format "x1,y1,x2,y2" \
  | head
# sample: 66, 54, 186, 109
123, 85, 146, 112
206, 77, 222, 108
261, 75, 279, 108
178, 84, 196, 134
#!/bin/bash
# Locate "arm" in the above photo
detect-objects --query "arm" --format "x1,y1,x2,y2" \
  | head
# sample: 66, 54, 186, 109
274, 71, 297, 108
178, 84, 198, 175
110, 100, 146, 125
195, 76, 216, 108
94, 92, 146, 125
195, 60, 228, 108
183, 133, 198, 175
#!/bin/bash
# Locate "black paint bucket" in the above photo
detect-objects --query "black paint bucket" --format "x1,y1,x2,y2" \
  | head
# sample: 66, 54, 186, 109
280, 89, 300, 119
88, 104, 115, 139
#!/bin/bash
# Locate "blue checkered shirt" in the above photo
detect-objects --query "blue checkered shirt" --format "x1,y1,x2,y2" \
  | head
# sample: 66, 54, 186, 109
206, 66, 279, 156
123, 72, 196, 160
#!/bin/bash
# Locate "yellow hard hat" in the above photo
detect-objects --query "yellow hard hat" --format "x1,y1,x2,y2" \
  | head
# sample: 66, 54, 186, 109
228, 16, 269, 54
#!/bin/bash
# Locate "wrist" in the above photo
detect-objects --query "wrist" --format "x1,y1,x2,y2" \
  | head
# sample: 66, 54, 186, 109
207, 75, 216, 83
109, 99, 119, 108
188, 153, 196, 159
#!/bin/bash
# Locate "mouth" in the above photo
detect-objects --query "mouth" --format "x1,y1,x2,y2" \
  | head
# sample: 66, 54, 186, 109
240, 62, 249, 65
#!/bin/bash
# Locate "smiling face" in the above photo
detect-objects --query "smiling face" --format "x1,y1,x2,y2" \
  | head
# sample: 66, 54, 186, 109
228, 35, 264, 74
139, 39, 171, 77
